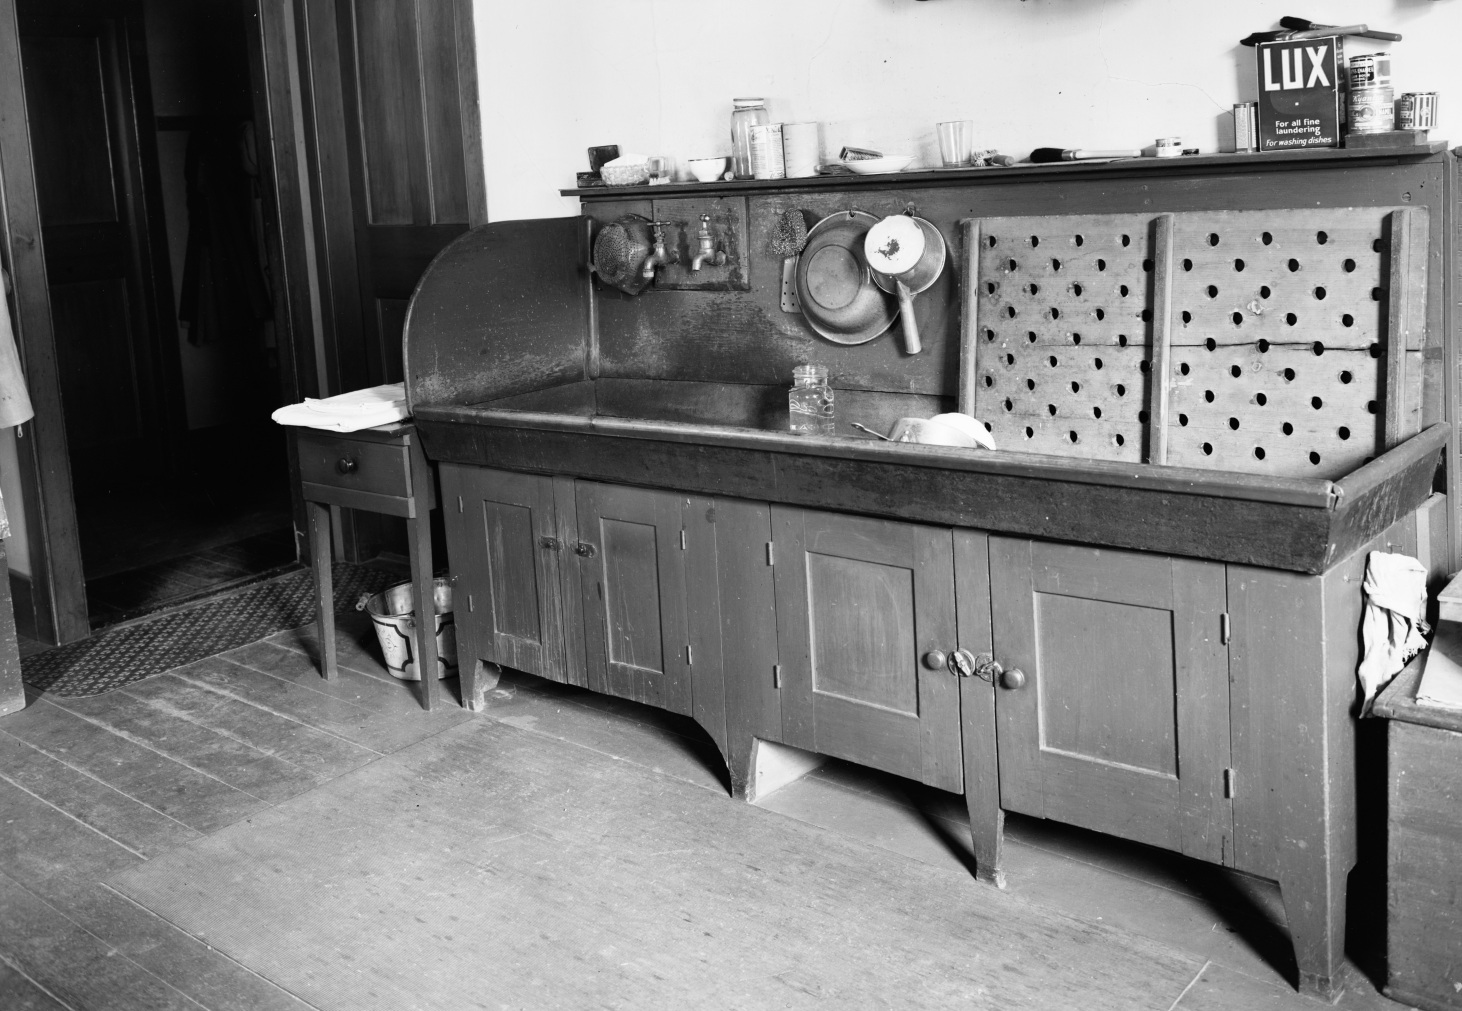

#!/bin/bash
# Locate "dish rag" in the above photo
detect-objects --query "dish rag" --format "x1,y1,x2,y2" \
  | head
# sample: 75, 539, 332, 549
270, 383, 408, 432
0, 271, 36, 429
1357, 550, 1430, 713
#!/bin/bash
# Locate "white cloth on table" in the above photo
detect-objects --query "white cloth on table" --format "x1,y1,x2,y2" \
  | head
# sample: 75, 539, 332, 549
270, 383, 408, 432
1357, 550, 1430, 714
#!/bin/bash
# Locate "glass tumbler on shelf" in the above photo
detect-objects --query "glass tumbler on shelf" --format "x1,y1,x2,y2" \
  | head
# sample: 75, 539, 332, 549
731, 98, 770, 179
788, 364, 835, 436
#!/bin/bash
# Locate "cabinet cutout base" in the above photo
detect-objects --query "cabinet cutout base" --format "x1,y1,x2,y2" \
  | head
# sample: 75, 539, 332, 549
746, 738, 826, 804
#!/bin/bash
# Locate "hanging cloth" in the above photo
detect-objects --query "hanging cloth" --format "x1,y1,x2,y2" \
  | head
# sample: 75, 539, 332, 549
1356, 551, 1430, 713
0, 269, 35, 429
178, 124, 272, 347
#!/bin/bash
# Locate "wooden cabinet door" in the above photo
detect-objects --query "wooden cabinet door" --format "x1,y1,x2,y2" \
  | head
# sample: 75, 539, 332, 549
772, 507, 963, 793
444, 465, 583, 686
575, 482, 692, 716
989, 538, 1233, 863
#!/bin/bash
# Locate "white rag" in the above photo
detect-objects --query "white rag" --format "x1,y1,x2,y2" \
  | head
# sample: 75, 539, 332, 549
1357, 551, 1430, 713
271, 383, 408, 433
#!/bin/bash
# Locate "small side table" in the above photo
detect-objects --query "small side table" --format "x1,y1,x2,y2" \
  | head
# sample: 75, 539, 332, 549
1371, 659, 1462, 1010
293, 422, 442, 710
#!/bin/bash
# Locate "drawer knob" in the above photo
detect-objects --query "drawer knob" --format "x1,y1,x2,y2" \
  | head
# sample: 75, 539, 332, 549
336, 457, 358, 475
999, 667, 1027, 691
538, 536, 562, 551
574, 542, 596, 557
922, 649, 947, 671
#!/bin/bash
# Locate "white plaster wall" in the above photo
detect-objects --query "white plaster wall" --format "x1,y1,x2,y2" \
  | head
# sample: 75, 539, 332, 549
474, 0, 1462, 222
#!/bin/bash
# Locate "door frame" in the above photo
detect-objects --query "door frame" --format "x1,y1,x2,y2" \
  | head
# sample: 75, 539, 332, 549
0, 0, 485, 643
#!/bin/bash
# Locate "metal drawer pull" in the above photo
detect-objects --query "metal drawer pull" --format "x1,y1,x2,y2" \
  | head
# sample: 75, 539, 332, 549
336, 457, 358, 475
574, 542, 596, 557
538, 536, 561, 551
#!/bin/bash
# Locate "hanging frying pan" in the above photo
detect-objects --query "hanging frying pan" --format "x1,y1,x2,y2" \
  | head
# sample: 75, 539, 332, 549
794, 210, 899, 345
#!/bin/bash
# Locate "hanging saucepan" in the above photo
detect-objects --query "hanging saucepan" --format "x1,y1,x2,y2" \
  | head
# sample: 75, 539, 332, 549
864, 214, 947, 354
590, 214, 655, 296
794, 210, 900, 345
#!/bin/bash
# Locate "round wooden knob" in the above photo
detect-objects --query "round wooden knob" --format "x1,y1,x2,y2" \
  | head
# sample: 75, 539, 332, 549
922, 649, 947, 671
999, 667, 1027, 690
336, 457, 358, 475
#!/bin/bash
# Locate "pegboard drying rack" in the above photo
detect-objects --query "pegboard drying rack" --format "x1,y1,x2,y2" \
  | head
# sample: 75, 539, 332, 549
960, 206, 1429, 481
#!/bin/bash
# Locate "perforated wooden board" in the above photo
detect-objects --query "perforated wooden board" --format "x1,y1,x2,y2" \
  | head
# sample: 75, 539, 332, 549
1164, 208, 1424, 477
970, 214, 1158, 463
962, 207, 1428, 478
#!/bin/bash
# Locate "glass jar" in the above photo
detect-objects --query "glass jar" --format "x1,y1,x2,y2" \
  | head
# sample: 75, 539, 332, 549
788, 364, 835, 436
730, 98, 770, 180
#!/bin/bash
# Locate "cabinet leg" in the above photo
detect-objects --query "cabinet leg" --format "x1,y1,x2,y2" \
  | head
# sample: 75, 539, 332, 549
307, 501, 337, 680
1278, 864, 1348, 1001
406, 513, 439, 711
967, 798, 1007, 890
462, 660, 502, 712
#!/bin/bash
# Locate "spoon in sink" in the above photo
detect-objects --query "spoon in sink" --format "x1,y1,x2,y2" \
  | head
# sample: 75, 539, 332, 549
849, 421, 892, 440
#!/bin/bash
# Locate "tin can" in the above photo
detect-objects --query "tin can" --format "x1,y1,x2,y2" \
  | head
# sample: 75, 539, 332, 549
1349, 53, 1392, 90
1397, 92, 1439, 131
1154, 136, 1183, 158
749, 123, 786, 180
1349, 86, 1395, 134
1233, 103, 1258, 152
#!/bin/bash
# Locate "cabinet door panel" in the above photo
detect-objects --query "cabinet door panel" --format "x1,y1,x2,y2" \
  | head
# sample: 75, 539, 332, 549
990, 538, 1232, 862
774, 508, 962, 792
576, 483, 691, 715
453, 466, 578, 684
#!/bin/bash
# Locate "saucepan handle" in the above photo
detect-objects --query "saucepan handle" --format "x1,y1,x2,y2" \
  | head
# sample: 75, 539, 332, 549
896, 278, 920, 354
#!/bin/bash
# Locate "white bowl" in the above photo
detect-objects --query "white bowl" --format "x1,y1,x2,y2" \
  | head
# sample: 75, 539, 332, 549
687, 157, 728, 183
843, 155, 914, 175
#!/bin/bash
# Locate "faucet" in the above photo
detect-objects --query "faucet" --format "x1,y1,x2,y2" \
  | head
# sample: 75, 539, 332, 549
690, 214, 727, 271
641, 221, 679, 279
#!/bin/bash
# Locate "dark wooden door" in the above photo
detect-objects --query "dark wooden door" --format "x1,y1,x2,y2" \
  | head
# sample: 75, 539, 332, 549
18, 0, 179, 494
444, 464, 582, 687
988, 538, 1233, 863
297, 0, 484, 397
772, 507, 963, 792
575, 482, 692, 715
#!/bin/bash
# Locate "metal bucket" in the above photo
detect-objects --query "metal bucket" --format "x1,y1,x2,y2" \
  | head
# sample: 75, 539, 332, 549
359, 578, 458, 681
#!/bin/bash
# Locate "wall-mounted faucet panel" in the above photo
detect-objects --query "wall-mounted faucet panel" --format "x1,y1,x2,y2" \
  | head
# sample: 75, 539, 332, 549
648, 196, 750, 291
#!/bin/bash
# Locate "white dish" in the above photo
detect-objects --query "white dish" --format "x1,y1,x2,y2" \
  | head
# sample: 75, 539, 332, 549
842, 155, 914, 175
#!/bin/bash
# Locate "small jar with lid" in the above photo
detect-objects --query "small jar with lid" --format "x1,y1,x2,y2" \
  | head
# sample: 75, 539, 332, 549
730, 98, 770, 180
788, 364, 835, 436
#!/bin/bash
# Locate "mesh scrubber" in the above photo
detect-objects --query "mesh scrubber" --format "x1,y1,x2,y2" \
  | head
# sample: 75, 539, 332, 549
769, 209, 810, 258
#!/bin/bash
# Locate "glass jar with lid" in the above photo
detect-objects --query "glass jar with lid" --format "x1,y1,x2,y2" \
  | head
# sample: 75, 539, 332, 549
730, 98, 770, 180
788, 364, 835, 436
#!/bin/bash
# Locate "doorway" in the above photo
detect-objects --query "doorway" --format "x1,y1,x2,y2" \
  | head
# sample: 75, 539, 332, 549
16, 0, 295, 631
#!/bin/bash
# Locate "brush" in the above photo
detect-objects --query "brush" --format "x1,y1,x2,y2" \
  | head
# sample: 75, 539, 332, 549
770, 209, 810, 314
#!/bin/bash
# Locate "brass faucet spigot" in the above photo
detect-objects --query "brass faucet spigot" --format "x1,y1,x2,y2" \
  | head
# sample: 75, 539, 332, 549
690, 214, 727, 272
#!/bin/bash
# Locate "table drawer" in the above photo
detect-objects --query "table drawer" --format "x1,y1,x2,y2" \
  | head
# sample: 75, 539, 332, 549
297, 431, 412, 501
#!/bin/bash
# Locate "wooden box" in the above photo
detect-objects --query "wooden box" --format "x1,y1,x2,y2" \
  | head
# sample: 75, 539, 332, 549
1372, 663, 1462, 1010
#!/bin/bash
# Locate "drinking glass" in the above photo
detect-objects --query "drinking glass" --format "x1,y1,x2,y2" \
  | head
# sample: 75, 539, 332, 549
936, 120, 975, 167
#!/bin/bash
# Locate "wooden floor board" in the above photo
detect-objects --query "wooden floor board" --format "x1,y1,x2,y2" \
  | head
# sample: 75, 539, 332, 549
0, 961, 71, 1011
120, 674, 379, 780
0, 702, 270, 834
220, 640, 473, 725
0, 733, 201, 858
166, 656, 427, 753
0, 776, 145, 908
48, 692, 325, 805
0, 872, 204, 1011
62, 884, 316, 1011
